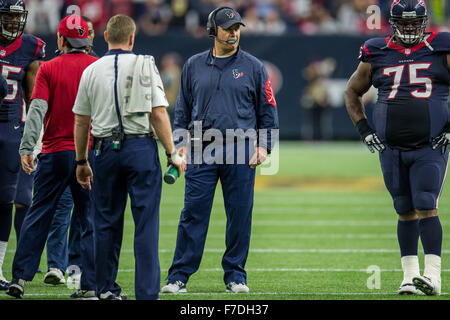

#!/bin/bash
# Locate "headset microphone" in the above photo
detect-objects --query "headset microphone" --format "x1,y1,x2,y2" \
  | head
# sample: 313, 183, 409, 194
215, 37, 237, 45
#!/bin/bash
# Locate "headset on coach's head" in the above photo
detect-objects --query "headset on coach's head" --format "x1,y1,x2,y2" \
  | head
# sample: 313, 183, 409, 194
207, 6, 235, 38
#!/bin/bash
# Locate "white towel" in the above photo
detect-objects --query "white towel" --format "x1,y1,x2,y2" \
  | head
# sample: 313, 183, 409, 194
123, 55, 154, 116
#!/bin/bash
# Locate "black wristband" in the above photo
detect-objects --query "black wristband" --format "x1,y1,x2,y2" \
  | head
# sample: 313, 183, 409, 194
355, 119, 374, 139
444, 123, 450, 133
166, 150, 177, 159
76, 159, 88, 166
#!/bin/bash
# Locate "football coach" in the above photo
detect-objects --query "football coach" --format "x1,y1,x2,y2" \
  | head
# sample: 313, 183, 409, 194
161, 7, 279, 294
73, 14, 186, 300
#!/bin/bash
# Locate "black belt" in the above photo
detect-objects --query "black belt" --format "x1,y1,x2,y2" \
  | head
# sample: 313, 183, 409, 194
96, 133, 153, 143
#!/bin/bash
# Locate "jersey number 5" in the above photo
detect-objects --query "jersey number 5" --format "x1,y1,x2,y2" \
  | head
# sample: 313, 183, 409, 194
1, 64, 25, 121
383, 63, 432, 99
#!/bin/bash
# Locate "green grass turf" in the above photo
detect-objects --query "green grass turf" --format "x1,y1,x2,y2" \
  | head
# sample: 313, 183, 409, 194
1, 141, 450, 300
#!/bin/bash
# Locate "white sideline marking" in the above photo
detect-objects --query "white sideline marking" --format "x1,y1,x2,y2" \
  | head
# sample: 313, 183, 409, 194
161, 206, 396, 214
7, 248, 450, 254
158, 233, 400, 239
157, 248, 450, 254
21, 291, 450, 297
117, 268, 450, 273
4, 267, 450, 274
154, 220, 450, 227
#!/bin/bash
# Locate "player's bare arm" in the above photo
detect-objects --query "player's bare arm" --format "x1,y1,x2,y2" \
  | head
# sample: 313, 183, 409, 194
23, 60, 39, 112
344, 61, 372, 125
74, 114, 91, 161
345, 61, 385, 153
74, 114, 93, 190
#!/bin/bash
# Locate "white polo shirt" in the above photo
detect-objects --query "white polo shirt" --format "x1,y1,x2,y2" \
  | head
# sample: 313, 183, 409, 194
73, 50, 169, 137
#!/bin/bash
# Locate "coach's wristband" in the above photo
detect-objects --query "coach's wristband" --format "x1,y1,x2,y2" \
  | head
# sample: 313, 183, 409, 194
355, 119, 374, 139
76, 159, 88, 166
167, 148, 178, 157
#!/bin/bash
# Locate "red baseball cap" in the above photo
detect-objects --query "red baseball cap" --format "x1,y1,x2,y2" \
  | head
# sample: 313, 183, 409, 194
58, 15, 91, 48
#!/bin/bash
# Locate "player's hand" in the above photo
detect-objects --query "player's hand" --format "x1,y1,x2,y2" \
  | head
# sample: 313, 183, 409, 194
355, 119, 385, 153
76, 163, 94, 190
432, 132, 450, 154
249, 147, 268, 169
21, 154, 35, 175
363, 133, 385, 153
169, 147, 187, 177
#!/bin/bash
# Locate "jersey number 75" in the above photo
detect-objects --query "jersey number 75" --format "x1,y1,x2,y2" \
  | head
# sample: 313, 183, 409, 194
383, 63, 432, 99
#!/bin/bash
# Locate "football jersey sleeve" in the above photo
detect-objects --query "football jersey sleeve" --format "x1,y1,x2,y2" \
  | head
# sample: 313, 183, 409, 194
358, 43, 371, 63
30, 63, 50, 102
33, 37, 46, 60
430, 32, 450, 53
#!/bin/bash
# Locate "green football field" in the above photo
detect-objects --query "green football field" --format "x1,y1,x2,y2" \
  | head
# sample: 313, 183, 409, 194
1, 141, 450, 300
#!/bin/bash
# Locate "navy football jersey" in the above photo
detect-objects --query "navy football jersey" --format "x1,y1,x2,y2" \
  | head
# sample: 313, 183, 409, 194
359, 32, 450, 150
0, 34, 46, 122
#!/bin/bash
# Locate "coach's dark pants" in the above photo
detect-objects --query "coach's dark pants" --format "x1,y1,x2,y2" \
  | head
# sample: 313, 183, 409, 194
93, 137, 161, 300
167, 142, 256, 285
11, 150, 96, 291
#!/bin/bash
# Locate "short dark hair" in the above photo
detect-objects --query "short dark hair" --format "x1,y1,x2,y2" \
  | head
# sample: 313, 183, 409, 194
81, 15, 92, 24
62, 35, 89, 51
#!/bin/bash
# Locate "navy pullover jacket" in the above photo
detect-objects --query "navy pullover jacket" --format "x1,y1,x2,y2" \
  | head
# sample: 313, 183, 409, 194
174, 47, 279, 151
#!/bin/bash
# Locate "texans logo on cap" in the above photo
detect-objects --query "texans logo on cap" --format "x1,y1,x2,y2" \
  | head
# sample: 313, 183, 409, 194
77, 26, 85, 36
225, 11, 235, 19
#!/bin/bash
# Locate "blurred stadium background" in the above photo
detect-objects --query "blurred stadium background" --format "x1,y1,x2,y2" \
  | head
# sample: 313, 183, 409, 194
27, 0, 450, 140
2, 0, 449, 300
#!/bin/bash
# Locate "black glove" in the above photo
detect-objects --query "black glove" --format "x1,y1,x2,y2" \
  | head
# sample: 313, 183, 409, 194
432, 129, 450, 155
356, 119, 385, 153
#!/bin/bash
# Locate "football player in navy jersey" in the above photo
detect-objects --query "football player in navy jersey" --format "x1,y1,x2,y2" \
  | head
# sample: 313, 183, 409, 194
0, 0, 45, 290
345, 0, 449, 296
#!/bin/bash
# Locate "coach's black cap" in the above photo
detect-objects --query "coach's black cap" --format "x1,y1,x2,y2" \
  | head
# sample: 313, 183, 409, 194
215, 8, 245, 30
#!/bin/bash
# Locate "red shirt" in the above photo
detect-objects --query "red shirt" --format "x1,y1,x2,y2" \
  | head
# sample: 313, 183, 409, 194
31, 53, 98, 153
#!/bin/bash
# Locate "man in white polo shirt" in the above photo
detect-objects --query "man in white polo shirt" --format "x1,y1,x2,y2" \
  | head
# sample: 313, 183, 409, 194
73, 14, 186, 300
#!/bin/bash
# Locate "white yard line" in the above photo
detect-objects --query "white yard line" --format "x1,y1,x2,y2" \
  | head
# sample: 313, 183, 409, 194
158, 233, 400, 239
155, 220, 450, 227
117, 268, 450, 272
20, 291, 450, 297
8, 248, 447, 254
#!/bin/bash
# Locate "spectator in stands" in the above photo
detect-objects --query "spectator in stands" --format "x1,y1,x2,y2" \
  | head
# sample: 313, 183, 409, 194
298, 2, 338, 35
336, 0, 389, 35
241, 6, 265, 34
77, 0, 110, 32
138, 0, 172, 35
110, 0, 134, 17
263, 8, 287, 35
168, 0, 190, 28
25, 0, 61, 36
159, 52, 183, 120
301, 57, 336, 141
186, 0, 216, 38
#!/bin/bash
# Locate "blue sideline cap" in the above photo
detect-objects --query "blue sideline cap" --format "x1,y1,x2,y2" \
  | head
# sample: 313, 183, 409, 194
215, 8, 245, 30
